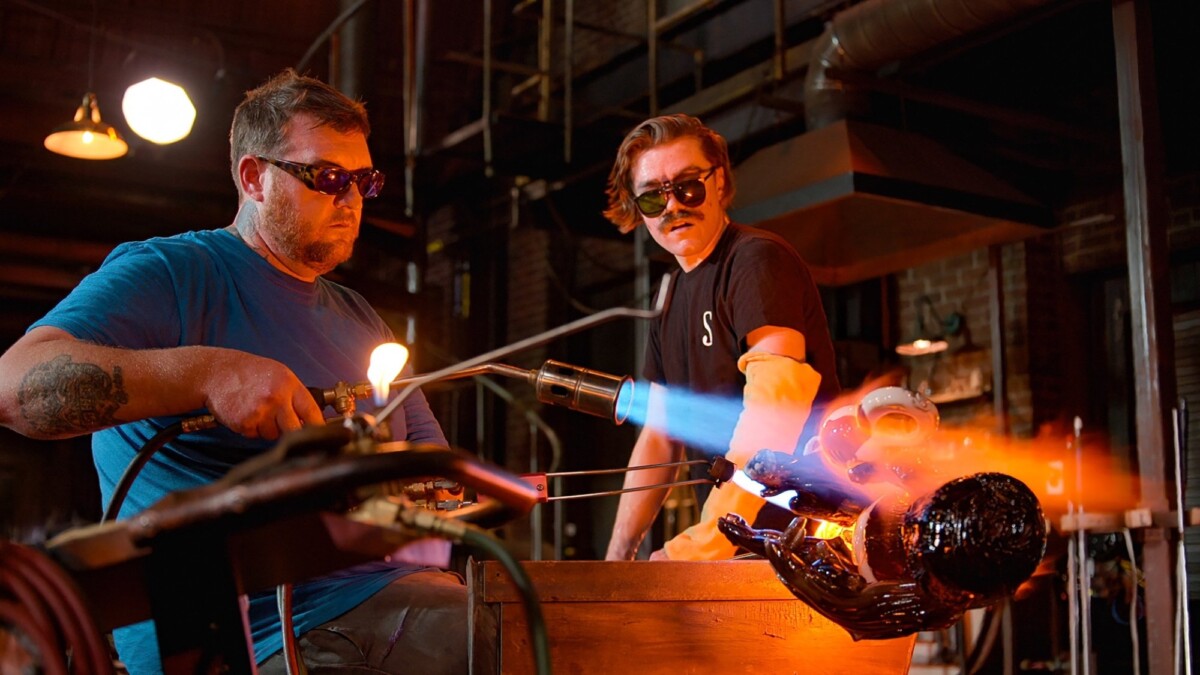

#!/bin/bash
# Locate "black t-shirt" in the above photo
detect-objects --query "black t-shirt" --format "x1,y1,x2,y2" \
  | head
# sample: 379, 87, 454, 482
644, 223, 840, 513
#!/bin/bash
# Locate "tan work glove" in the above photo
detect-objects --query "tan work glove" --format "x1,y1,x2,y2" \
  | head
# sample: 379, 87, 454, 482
661, 352, 821, 560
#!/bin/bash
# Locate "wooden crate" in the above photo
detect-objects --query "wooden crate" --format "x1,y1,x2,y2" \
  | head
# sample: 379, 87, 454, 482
468, 559, 915, 674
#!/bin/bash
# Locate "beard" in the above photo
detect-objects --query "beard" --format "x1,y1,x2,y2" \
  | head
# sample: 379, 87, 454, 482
261, 189, 356, 276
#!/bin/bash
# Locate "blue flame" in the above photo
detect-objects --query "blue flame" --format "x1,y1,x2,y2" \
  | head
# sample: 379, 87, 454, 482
621, 380, 745, 458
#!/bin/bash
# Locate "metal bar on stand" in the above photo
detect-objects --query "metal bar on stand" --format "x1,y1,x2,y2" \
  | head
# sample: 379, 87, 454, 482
1074, 416, 1091, 675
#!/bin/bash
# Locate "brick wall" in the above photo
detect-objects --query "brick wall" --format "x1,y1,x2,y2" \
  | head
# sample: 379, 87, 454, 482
895, 173, 1200, 439
895, 241, 1033, 434
1024, 234, 1067, 432
502, 227, 636, 463
504, 225, 552, 460
1059, 174, 1200, 273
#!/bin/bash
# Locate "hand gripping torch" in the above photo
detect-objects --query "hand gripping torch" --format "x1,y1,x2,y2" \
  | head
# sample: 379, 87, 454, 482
102, 380, 377, 523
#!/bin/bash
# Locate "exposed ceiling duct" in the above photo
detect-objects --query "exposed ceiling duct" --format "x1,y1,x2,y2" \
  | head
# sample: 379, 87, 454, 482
732, 0, 1055, 285
732, 119, 1048, 285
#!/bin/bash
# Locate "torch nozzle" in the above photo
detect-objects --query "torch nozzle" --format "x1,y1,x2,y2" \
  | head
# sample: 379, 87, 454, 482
532, 360, 635, 425
386, 360, 637, 425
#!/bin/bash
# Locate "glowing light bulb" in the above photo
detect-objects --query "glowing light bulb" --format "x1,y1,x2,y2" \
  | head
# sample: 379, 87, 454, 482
913, 339, 931, 350
82, 131, 94, 144
122, 78, 196, 144
368, 342, 409, 405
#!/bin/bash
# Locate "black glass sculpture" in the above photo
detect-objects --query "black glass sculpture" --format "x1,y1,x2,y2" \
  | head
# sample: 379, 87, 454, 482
719, 387, 1048, 641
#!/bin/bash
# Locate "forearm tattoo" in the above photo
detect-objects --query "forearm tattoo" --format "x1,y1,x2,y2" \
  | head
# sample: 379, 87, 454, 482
17, 354, 130, 435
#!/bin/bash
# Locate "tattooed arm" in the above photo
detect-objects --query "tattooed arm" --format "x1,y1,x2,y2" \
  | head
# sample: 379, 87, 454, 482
0, 326, 325, 441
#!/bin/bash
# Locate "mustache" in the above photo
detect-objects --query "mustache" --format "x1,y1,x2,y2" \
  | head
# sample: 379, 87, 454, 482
660, 210, 701, 227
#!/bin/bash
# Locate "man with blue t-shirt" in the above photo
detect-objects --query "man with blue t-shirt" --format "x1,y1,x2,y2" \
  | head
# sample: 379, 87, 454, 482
0, 69, 468, 674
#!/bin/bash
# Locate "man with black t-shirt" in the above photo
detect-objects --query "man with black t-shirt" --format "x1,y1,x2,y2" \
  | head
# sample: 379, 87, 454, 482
602, 113, 840, 561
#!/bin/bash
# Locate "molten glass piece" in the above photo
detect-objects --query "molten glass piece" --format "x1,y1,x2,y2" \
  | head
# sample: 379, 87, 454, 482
719, 387, 1047, 641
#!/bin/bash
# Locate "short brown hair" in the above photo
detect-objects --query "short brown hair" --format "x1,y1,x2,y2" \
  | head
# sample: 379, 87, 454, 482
229, 69, 370, 197
603, 113, 735, 233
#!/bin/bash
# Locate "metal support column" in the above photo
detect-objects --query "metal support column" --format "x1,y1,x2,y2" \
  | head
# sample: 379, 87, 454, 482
1112, 2, 1178, 673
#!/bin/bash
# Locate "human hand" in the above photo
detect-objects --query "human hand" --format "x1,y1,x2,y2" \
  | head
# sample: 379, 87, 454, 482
649, 548, 670, 561
200, 350, 326, 440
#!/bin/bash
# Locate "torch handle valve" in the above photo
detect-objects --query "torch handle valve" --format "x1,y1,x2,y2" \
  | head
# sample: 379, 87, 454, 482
308, 382, 373, 415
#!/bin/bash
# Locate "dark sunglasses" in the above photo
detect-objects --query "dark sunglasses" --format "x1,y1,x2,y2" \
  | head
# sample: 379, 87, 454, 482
257, 156, 385, 199
633, 166, 718, 217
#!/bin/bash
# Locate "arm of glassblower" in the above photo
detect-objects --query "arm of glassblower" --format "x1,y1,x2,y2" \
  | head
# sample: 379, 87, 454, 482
104, 381, 375, 522
662, 351, 822, 560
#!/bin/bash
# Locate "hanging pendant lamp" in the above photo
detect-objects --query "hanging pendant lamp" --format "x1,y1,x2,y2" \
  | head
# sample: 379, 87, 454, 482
44, 92, 128, 160
44, 0, 127, 160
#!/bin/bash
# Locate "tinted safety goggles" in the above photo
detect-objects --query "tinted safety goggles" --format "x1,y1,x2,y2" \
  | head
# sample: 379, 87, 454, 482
258, 156, 385, 199
633, 166, 717, 217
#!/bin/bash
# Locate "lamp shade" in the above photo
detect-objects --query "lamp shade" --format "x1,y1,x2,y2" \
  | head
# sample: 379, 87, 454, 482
895, 336, 950, 357
44, 92, 128, 160
896, 297, 963, 357
122, 77, 196, 144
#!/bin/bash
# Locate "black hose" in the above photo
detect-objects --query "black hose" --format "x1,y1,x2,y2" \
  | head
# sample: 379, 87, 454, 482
106, 389, 343, 524
460, 527, 551, 675
102, 421, 185, 523
102, 415, 220, 523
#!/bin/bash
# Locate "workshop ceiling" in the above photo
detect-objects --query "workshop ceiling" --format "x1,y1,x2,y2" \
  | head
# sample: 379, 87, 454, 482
0, 0, 1196, 330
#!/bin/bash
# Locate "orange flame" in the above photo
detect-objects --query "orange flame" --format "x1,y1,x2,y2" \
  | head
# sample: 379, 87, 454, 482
368, 343, 409, 406
806, 377, 1141, 529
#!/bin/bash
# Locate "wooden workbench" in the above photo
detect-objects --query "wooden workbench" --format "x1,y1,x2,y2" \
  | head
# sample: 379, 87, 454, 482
468, 559, 915, 674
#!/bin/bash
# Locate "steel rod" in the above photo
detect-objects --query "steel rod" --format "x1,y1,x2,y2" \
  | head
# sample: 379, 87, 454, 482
545, 478, 715, 502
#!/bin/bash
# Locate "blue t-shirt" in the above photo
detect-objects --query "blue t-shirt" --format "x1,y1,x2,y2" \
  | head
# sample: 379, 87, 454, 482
32, 228, 448, 674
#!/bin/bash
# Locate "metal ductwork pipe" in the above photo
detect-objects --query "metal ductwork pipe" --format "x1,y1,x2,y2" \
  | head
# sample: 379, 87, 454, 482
331, 0, 372, 100
805, 0, 1052, 130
